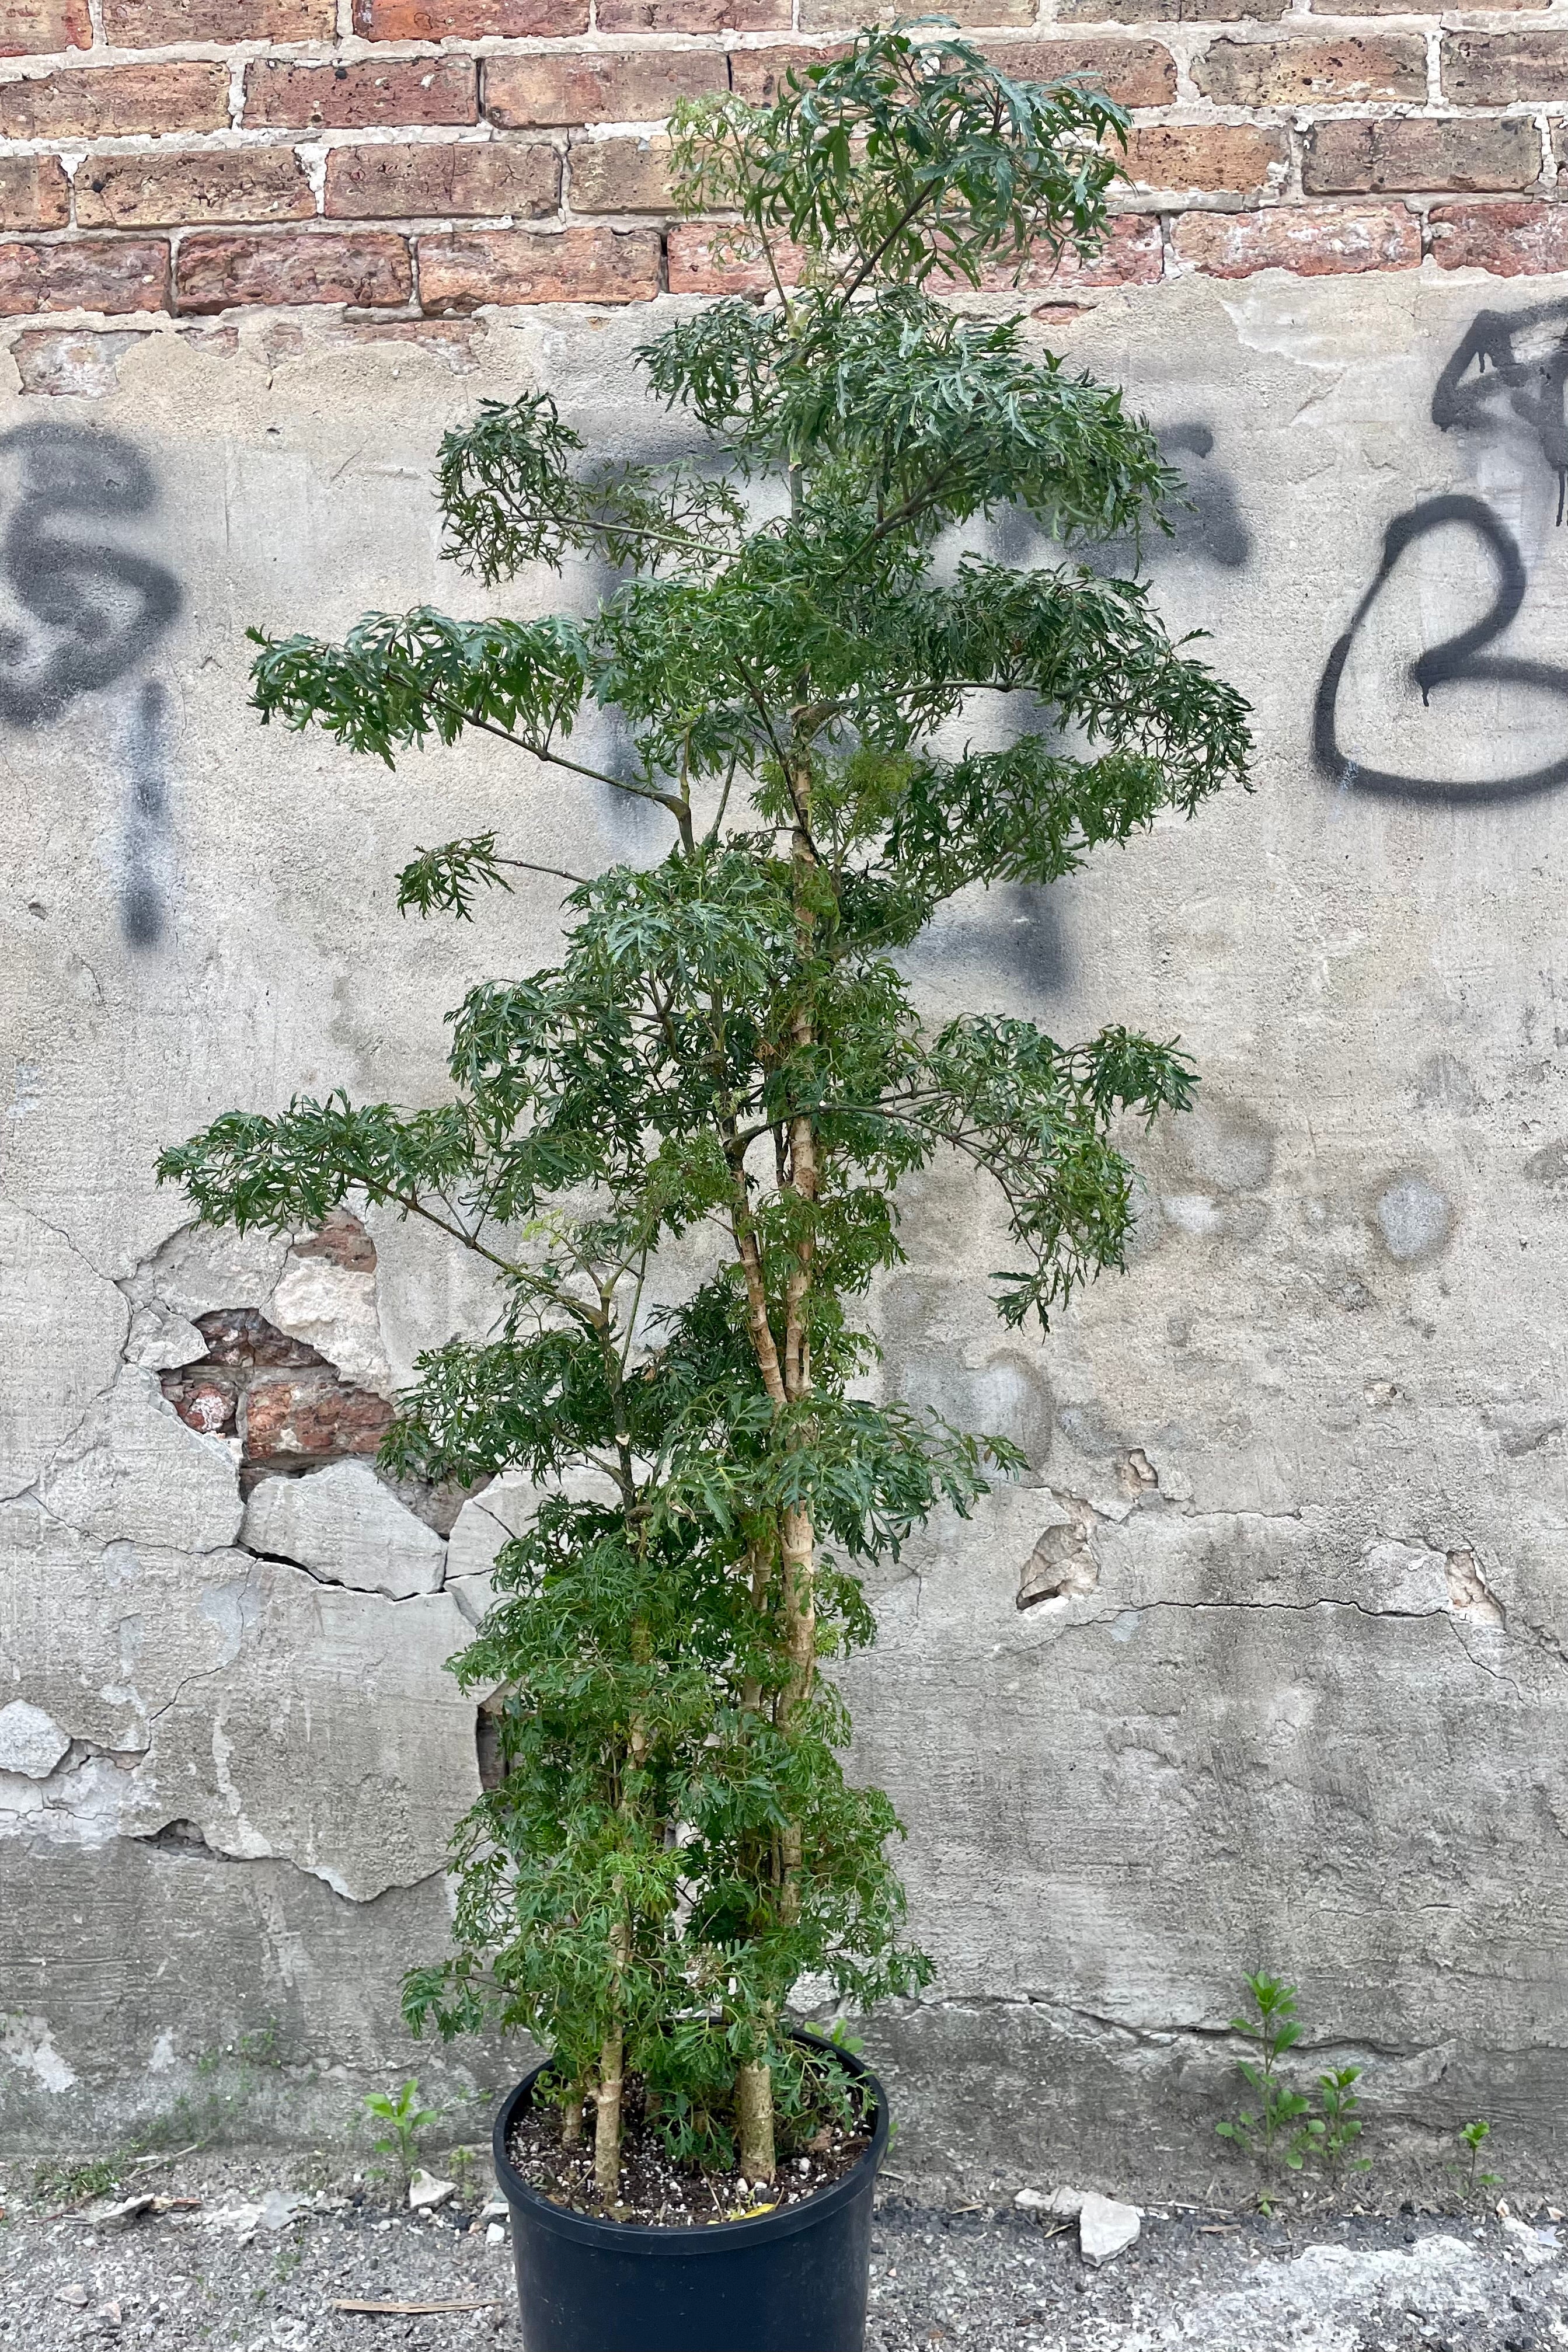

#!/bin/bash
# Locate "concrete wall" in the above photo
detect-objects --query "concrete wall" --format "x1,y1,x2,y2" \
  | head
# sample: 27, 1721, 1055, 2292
6, 4, 1568, 2194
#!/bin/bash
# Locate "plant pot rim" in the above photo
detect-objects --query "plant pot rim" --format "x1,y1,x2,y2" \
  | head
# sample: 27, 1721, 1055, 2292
491, 2027, 888, 2254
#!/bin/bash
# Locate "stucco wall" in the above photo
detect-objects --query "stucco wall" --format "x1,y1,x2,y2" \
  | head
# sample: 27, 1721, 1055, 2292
5, 27, 1568, 2186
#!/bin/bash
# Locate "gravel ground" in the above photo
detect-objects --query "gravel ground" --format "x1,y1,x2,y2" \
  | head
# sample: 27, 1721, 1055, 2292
1, 2147, 1563, 2351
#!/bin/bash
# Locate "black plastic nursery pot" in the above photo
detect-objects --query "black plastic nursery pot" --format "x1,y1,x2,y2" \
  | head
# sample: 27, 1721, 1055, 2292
491, 2030, 889, 2352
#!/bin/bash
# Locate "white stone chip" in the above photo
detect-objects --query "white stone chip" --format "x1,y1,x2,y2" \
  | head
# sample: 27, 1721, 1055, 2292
409, 2168, 456, 2213
487, 2221, 507, 2246
242, 1462, 445, 1599
1078, 2191, 1141, 2267
0, 1699, 70, 1779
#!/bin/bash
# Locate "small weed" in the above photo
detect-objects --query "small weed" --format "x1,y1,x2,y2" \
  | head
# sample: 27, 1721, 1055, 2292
33, 2157, 120, 2208
364, 2078, 438, 2189
1450, 2119, 1501, 2208
1216, 1974, 1313, 2194
1305, 2067, 1371, 2191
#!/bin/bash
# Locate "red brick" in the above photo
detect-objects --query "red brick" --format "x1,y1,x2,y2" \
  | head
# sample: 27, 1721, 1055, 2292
603, 0, 788, 27
994, 212, 1164, 288
176, 228, 413, 311
0, 236, 170, 316
244, 56, 477, 129
1122, 122, 1284, 193
667, 223, 810, 292
325, 141, 560, 218
1173, 202, 1419, 278
0, 155, 71, 230
1057, 0, 1279, 15
353, 0, 587, 33
0, 62, 230, 138
984, 39, 1179, 107
1193, 34, 1426, 105
1, 0, 90, 54
417, 224, 660, 306
1430, 200, 1568, 277
802, 0, 1026, 26
78, 150, 315, 228
103, 0, 334, 39
242, 1374, 393, 1466
727, 43, 848, 103
1303, 117, 1539, 196
1441, 32, 1568, 106
483, 49, 727, 127
566, 137, 673, 213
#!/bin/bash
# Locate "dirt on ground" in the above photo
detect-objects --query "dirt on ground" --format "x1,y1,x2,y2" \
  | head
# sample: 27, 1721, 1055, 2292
1, 2145, 1563, 2351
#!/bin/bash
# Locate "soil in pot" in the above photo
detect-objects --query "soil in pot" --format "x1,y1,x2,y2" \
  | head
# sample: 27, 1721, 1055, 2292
507, 2053, 873, 2227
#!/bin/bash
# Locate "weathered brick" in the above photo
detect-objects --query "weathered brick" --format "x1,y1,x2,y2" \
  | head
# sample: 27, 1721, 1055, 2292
994, 212, 1164, 288
1303, 117, 1539, 197
802, 0, 1028, 27
1194, 34, 1426, 106
667, 224, 810, 292
1057, 0, 1280, 19
602, 0, 788, 28
244, 56, 477, 130
1123, 122, 1284, 193
13, 325, 154, 394
353, 0, 587, 33
103, 0, 334, 40
984, 39, 1179, 107
418, 224, 660, 306
1173, 201, 1419, 277
325, 140, 559, 219
242, 1373, 393, 1466
176, 229, 413, 311
483, 49, 727, 127
0, 155, 71, 231
0, 62, 231, 138
1430, 200, 1568, 277
78, 150, 316, 229
2, 0, 91, 54
566, 137, 673, 214
727, 44, 848, 103
1337, 0, 1542, 12
0, 236, 170, 317
1441, 32, 1568, 107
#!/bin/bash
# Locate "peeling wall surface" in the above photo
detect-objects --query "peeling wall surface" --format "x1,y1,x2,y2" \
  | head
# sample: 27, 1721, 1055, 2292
5, 262, 1568, 2189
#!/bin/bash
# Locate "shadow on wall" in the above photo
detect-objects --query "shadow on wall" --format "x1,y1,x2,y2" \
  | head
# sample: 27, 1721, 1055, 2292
0, 420, 182, 946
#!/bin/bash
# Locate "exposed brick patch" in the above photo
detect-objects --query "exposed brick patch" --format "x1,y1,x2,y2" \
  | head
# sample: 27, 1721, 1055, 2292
1303, 117, 1539, 197
1123, 122, 1285, 194
103, 0, 335, 40
566, 137, 673, 214
984, 38, 1179, 108
667, 223, 810, 292
292, 1209, 378, 1272
727, 44, 848, 103
161, 1306, 395, 1498
998, 212, 1165, 288
0, 156, 72, 232
1058, 0, 1280, 18
803, 0, 1029, 24
12, 326, 152, 396
353, 0, 588, 33
78, 150, 316, 229
243, 57, 478, 130
1429, 198, 1568, 277
1194, 34, 1426, 106
0, 236, 170, 317
176, 229, 413, 311
325, 141, 560, 219
1441, 32, 1568, 108
0, 64, 231, 140
603, 0, 790, 27
2, 0, 92, 55
1174, 201, 1419, 277
483, 49, 729, 128
419, 223, 661, 306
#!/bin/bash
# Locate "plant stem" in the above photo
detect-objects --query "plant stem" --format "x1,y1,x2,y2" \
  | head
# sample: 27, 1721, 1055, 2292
736, 2062, 776, 2183
594, 2032, 623, 2197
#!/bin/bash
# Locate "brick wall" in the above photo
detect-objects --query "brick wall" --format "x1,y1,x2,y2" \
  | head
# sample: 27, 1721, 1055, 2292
1, 1, 1566, 323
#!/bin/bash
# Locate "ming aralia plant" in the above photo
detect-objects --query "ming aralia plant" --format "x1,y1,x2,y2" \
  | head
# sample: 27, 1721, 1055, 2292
159, 26, 1249, 2203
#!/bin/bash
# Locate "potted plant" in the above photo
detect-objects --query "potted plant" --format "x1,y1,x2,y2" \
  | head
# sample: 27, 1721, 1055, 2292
159, 26, 1249, 2350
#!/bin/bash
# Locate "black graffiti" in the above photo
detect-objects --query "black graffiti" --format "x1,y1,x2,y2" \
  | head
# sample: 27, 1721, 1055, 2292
121, 677, 170, 949
0, 422, 182, 730
1315, 302, 1568, 804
